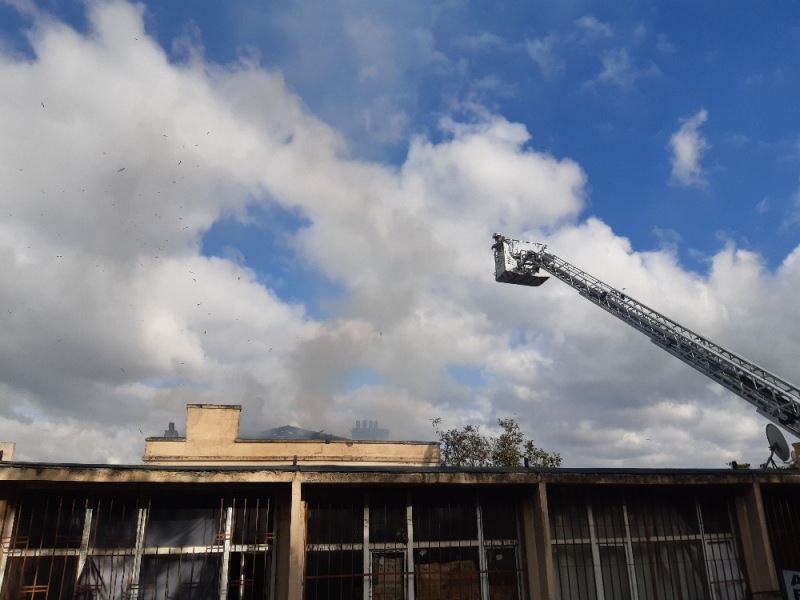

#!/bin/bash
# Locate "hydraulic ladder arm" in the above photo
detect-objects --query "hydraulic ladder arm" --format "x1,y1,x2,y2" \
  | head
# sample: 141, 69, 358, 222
492, 233, 800, 438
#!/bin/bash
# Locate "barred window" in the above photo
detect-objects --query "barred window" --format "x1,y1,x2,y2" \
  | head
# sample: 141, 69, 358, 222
548, 486, 748, 600
0, 490, 276, 600
303, 487, 525, 600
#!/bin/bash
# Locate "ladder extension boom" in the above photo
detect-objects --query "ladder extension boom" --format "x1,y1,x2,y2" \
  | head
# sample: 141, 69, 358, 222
492, 233, 800, 438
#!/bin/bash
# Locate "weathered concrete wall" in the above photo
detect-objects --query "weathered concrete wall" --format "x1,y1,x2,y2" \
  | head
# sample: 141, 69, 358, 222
0, 443, 13, 461
185, 403, 241, 443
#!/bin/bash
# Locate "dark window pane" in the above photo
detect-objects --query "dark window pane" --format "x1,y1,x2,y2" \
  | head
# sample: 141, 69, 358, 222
698, 498, 732, 535
304, 550, 363, 599
599, 546, 630, 600
591, 495, 626, 540
414, 547, 480, 599
145, 507, 222, 547
228, 552, 272, 600
3, 556, 77, 599
481, 494, 518, 540
12, 497, 85, 549
412, 491, 477, 542
370, 497, 407, 544
486, 546, 519, 600
76, 555, 135, 598
306, 500, 362, 545
90, 499, 139, 548
548, 489, 589, 542
632, 541, 708, 600
233, 498, 272, 545
138, 554, 221, 600
627, 490, 699, 538
552, 544, 596, 600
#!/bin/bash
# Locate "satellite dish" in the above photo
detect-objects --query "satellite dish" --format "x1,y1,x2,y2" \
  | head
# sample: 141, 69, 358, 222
765, 423, 792, 466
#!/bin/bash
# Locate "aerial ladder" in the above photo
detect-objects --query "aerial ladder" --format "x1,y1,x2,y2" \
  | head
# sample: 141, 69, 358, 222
492, 233, 800, 439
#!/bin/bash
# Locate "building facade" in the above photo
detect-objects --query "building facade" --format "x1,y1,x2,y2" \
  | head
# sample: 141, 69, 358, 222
0, 405, 797, 599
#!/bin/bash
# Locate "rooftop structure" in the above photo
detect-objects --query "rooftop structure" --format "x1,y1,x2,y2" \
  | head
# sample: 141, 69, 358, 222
351, 419, 389, 440
258, 425, 347, 441
142, 404, 439, 467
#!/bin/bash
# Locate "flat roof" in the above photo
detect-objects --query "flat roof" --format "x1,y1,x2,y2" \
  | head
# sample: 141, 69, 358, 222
1, 461, 799, 487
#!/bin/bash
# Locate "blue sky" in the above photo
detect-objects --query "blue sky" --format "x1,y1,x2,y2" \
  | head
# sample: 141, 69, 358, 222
0, 0, 799, 466
190, 2, 799, 267
3, 1, 798, 271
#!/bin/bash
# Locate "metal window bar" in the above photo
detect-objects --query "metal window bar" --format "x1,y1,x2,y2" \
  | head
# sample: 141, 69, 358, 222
0, 493, 276, 600
303, 489, 524, 600
760, 484, 800, 591
548, 486, 749, 600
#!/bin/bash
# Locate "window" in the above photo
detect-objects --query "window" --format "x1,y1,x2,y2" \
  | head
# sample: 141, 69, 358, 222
548, 486, 748, 600
303, 488, 525, 600
0, 491, 276, 599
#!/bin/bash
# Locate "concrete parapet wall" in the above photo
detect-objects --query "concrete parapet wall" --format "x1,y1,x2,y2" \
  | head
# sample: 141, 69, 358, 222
143, 404, 440, 467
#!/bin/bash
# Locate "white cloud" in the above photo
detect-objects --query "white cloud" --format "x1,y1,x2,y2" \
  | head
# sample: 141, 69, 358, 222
668, 108, 711, 188
586, 48, 659, 92
452, 32, 509, 52
1, 2, 799, 470
574, 15, 613, 40
656, 33, 677, 54
231, 2, 453, 154
525, 34, 564, 79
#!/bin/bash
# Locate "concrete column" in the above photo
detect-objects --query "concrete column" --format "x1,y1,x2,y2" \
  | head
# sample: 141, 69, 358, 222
0, 499, 17, 595
286, 475, 307, 600
521, 481, 555, 600
273, 487, 291, 600
735, 482, 780, 599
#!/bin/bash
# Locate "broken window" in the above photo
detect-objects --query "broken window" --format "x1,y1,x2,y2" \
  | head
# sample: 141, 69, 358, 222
372, 551, 405, 600
0, 490, 277, 600
414, 547, 480, 600
303, 487, 524, 600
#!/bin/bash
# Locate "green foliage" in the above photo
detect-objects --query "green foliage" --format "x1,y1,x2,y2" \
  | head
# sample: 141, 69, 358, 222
432, 417, 562, 468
